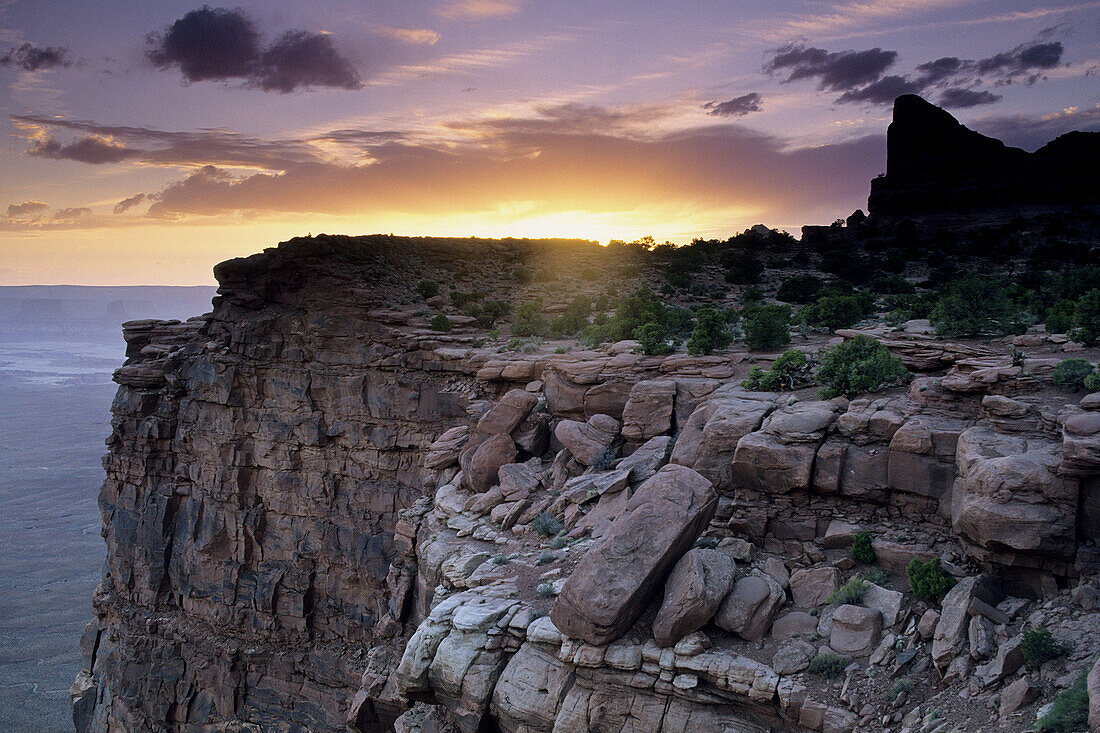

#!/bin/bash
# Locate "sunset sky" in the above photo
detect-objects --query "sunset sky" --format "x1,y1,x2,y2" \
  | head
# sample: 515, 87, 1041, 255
1, 1, 1098, 285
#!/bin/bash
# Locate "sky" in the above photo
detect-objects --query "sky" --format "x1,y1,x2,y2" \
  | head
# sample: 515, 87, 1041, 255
0, 1, 1098, 285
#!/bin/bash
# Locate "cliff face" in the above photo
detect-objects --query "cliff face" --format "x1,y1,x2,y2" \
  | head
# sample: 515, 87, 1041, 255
73, 233, 1100, 732
867, 94, 1100, 219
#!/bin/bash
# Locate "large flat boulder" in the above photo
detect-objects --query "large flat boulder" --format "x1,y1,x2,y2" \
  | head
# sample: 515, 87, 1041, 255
652, 548, 735, 647
621, 380, 677, 443
671, 389, 776, 492
550, 464, 717, 645
714, 572, 785, 641
829, 605, 882, 656
554, 414, 619, 466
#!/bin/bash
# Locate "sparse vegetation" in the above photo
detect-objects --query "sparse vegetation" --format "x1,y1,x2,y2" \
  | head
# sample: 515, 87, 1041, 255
536, 551, 556, 566
807, 653, 849, 678
851, 531, 875, 564
549, 295, 593, 338
906, 558, 956, 603
777, 274, 823, 303
536, 582, 556, 598
1022, 627, 1066, 668
829, 577, 868, 605
532, 511, 563, 538
1053, 359, 1095, 391
816, 335, 909, 398
884, 678, 914, 701
591, 446, 617, 471
740, 349, 812, 391
1035, 673, 1089, 732
549, 535, 568, 550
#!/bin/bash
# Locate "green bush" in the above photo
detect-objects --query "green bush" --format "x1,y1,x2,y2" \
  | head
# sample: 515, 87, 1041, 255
851, 531, 875, 564
1022, 627, 1065, 668
871, 274, 915, 295
930, 276, 1020, 337
1086, 370, 1100, 392
1053, 359, 1095, 391
1045, 299, 1076, 334
580, 288, 683, 347
532, 511, 563, 538
417, 280, 440, 300
829, 577, 868, 605
634, 321, 675, 355
1072, 288, 1100, 346
799, 293, 873, 331
742, 303, 791, 351
815, 335, 909, 398
549, 295, 592, 338
906, 558, 956, 603
536, 582, 556, 598
807, 653, 849, 678
777, 274, 823, 303
741, 349, 812, 391
430, 314, 452, 332
536, 551, 556, 566
1035, 673, 1089, 732
686, 307, 733, 355
513, 298, 549, 337
479, 299, 509, 326
451, 289, 486, 307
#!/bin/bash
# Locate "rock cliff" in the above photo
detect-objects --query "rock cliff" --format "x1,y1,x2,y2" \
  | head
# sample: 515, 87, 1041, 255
70, 232, 1100, 733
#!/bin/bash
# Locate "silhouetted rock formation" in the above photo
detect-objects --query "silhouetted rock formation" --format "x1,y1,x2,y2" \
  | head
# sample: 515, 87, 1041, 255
868, 94, 1100, 220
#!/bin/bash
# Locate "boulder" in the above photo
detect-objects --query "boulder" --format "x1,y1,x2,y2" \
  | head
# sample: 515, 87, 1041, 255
821, 520, 860, 549
1062, 410, 1100, 475
652, 548, 735, 647
672, 390, 775, 491
772, 640, 816, 675
621, 379, 677, 443
932, 575, 1000, 670
560, 469, 630, 506
829, 605, 882, 656
968, 615, 996, 661
862, 583, 904, 627
554, 414, 619, 466
917, 609, 939, 640
770, 611, 819, 640
951, 427, 1076, 563
490, 643, 570, 733
472, 389, 538, 439
975, 635, 1024, 688
461, 433, 518, 492
550, 464, 717, 645
616, 435, 670, 483
426, 426, 470, 469
731, 433, 818, 494
497, 461, 540, 501
999, 677, 1039, 717
714, 572, 785, 641
789, 567, 839, 607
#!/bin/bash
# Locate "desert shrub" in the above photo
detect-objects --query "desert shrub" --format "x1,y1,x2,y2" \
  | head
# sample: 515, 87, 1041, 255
417, 279, 440, 300
742, 303, 791, 351
851, 531, 875, 564
930, 276, 1020, 337
777, 274, 823, 303
816, 335, 909, 398
1035, 673, 1089, 732
532, 511, 563, 538
479, 299, 509, 326
512, 298, 549, 337
862, 568, 887, 585
536, 582, 556, 598
580, 288, 678, 347
503, 336, 541, 353
1086, 370, 1100, 392
491, 554, 511, 565
1045, 299, 1076, 334
687, 306, 734, 355
807, 653, 849, 678
721, 249, 764, 284
591, 446, 617, 471
884, 679, 914, 701
871, 274, 915, 295
549, 535, 568, 549
580, 266, 599, 281
536, 551, 556, 566
549, 295, 592, 338
741, 349, 812, 391
1022, 627, 1065, 668
1072, 289, 1100, 346
906, 558, 956, 603
430, 314, 452, 332
451, 289, 486, 307
799, 293, 873, 331
634, 321, 675, 355
1053, 359, 1095, 391
830, 577, 868, 606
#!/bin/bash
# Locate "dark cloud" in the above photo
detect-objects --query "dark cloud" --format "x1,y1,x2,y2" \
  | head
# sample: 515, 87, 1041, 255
113, 193, 147, 214
976, 42, 1062, 79
703, 92, 763, 117
836, 76, 923, 105
28, 133, 138, 164
146, 6, 360, 92
255, 30, 360, 92
0, 42, 71, 71
765, 44, 897, 91
5, 201, 49, 218
50, 207, 92, 222
937, 88, 1001, 109
914, 57, 962, 84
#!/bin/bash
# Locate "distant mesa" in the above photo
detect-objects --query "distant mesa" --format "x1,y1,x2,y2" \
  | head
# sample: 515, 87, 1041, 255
867, 94, 1100, 221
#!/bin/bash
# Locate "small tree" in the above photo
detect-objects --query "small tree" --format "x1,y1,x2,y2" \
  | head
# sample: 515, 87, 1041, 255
741, 349, 811, 391
722, 249, 764, 284
634, 322, 675, 355
686, 307, 733, 355
430, 314, 452, 332
906, 558, 956, 603
777, 274, 823, 303
816, 335, 908, 398
851, 531, 875, 564
1052, 359, 1094, 391
417, 280, 440, 300
512, 298, 548, 337
930, 277, 1019, 337
1072, 288, 1100, 345
742, 303, 791, 351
